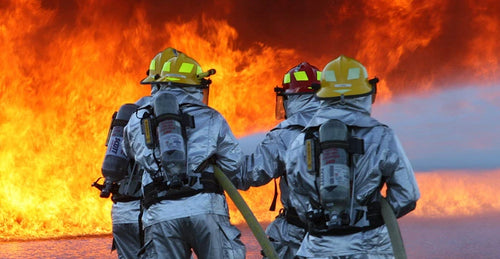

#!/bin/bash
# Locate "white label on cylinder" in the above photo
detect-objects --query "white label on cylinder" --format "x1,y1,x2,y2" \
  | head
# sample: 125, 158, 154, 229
159, 133, 185, 152
106, 127, 126, 158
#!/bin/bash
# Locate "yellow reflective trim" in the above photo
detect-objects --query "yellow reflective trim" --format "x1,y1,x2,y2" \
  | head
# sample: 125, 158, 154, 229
149, 59, 156, 71
179, 63, 194, 73
162, 61, 171, 72
197, 66, 202, 74
283, 73, 291, 84
347, 68, 360, 80
142, 118, 153, 145
305, 139, 314, 171
165, 77, 180, 81
324, 70, 336, 82
294, 71, 308, 81
317, 71, 321, 80
334, 89, 351, 94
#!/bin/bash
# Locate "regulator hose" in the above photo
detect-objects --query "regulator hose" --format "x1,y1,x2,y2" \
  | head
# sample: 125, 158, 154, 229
214, 166, 279, 259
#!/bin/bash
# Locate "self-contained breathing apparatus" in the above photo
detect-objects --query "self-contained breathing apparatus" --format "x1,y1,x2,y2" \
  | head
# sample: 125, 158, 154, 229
303, 119, 384, 235
139, 91, 222, 209
93, 103, 138, 198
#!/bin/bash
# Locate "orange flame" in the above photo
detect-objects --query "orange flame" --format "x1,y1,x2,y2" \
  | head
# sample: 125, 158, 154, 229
1, 0, 500, 241
410, 170, 500, 218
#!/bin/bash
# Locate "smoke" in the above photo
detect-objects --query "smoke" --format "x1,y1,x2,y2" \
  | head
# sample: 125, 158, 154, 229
9, 0, 499, 97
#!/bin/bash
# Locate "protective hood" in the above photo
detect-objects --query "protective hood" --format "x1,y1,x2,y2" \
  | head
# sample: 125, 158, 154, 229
307, 95, 382, 128
150, 84, 160, 95
154, 84, 205, 106
135, 96, 151, 107
280, 94, 319, 127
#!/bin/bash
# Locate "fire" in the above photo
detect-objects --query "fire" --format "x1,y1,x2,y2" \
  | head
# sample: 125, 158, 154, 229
1, 0, 500, 241
410, 170, 500, 218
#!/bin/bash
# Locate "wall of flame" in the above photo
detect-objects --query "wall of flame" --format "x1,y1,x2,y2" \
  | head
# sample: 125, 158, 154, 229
1, 0, 500, 240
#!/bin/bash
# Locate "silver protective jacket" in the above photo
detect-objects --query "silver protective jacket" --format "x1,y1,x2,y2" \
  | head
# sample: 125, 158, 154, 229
235, 94, 318, 259
286, 95, 420, 258
236, 94, 318, 208
123, 87, 243, 228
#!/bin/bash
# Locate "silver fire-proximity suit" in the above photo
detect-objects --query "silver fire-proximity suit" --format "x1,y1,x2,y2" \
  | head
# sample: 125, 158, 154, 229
111, 96, 150, 259
111, 200, 142, 259
286, 95, 420, 258
235, 94, 319, 259
123, 86, 245, 259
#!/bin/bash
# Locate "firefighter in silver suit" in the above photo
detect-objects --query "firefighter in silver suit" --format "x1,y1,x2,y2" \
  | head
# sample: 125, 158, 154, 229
109, 48, 181, 259
123, 50, 245, 259
285, 55, 420, 258
234, 62, 321, 258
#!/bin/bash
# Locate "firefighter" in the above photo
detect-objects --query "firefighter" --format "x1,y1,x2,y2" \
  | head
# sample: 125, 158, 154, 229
233, 62, 321, 258
123, 51, 245, 259
285, 55, 420, 258
98, 48, 182, 259
107, 106, 143, 259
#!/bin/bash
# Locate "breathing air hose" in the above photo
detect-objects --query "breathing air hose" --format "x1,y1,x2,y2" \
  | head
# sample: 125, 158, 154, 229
380, 197, 407, 259
213, 166, 279, 259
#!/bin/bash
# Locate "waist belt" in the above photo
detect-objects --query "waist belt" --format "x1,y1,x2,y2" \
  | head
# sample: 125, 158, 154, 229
111, 194, 141, 203
143, 172, 223, 209
282, 207, 307, 229
308, 201, 384, 236
309, 221, 384, 236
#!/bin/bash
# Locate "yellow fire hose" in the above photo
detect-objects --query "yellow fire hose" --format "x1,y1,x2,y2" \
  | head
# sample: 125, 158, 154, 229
214, 166, 279, 259
380, 197, 407, 259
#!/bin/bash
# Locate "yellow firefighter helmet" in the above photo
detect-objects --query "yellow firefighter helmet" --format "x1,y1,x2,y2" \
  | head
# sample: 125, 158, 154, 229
316, 55, 377, 100
157, 53, 215, 87
141, 47, 181, 84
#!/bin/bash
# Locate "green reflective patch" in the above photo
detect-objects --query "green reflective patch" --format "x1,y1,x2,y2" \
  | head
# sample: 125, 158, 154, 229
283, 73, 291, 84
149, 59, 156, 71
294, 71, 308, 81
179, 63, 194, 73
162, 61, 171, 72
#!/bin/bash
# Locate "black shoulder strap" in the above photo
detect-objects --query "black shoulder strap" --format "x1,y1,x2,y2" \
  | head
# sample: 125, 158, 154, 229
179, 103, 195, 128
194, 154, 216, 174
269, 178, 278, 211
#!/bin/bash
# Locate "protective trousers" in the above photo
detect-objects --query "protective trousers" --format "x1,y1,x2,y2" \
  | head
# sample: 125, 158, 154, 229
141, 214, 245, 259
264, 216, 305, 259
112, 223, 142, 259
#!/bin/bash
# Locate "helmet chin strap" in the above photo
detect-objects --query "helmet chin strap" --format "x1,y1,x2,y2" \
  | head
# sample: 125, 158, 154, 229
151, 84, 159, 95
340, 94, 346, 104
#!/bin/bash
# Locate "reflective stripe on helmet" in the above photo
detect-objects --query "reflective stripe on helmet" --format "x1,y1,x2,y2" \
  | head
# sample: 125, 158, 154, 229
294, 71, 308, 81
149, 59, 156, 71
324, 70, 336, 82
347, 68, 360, 80
162, 61, 171, 73
283, 73, 291, 84
163, 76, 181, 81
179, 63, 194, 73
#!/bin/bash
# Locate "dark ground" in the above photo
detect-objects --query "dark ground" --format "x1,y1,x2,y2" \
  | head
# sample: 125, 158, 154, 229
1, 214, 500, 259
